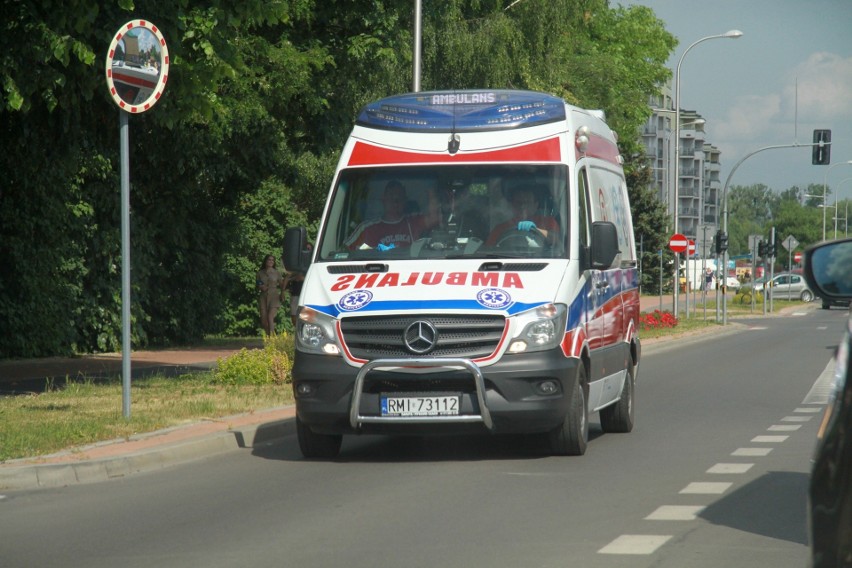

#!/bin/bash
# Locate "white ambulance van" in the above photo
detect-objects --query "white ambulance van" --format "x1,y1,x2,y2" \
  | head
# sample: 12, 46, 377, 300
283, 89, 640, 458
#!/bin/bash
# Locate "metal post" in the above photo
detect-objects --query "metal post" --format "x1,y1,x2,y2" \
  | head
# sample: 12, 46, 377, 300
412, 0, 422, 92
120, 111, 132, 419
674, 30, 742, 320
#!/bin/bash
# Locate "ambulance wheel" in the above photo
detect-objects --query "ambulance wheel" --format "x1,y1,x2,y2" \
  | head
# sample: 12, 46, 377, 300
495, 228, 545, 248
549, 365, 588, 456
600, 361, 635, 433
296, 415, 342, 459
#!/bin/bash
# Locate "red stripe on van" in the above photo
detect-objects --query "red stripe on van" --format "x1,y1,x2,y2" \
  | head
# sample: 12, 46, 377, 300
576, 132, 621, 165
348, 137, 561, 166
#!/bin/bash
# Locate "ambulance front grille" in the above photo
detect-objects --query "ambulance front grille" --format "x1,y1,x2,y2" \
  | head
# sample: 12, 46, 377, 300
340, 314, 506, 360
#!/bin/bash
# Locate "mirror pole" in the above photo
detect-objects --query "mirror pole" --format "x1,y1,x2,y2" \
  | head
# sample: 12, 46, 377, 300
120, 111, 132, 418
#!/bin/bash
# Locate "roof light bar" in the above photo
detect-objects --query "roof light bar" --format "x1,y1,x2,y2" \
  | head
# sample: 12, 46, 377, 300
356, 90, 567, 133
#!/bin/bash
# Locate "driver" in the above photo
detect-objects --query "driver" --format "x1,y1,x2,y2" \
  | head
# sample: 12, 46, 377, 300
345, 181, 439, 250
485, 184, 559, 246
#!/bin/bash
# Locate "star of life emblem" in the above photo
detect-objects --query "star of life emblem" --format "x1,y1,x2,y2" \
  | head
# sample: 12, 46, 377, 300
476, 288, 511, 309
338, 289, 373, 312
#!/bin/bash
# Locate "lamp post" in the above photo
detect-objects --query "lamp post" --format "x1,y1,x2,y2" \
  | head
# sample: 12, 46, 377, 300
827, 161, 852, 239
834, 176, 852, 238
673, 30, 743, 237
673, 30, 742, 318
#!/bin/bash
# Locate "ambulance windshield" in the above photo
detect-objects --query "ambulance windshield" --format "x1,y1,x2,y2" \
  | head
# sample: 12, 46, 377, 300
317, 165, 569, 261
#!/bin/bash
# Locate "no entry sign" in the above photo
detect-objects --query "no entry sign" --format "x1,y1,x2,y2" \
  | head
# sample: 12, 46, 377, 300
669, 233, 688, 254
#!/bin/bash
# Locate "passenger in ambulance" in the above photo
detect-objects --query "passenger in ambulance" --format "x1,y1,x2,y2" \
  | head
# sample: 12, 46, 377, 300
344, 180, 438, 251
485, 184, 559, 246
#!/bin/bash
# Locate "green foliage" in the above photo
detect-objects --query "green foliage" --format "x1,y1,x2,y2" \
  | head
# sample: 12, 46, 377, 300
214, 333, 294, 385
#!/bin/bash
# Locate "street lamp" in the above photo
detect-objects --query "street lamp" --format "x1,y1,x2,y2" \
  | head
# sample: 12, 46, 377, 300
834, 176, 852, 238
673, 30, 743, 237
827, 161, 852, 239
673, 30, 742, 319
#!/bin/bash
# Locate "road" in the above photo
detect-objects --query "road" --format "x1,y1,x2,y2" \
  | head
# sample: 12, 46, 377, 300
1, 306, 845, 568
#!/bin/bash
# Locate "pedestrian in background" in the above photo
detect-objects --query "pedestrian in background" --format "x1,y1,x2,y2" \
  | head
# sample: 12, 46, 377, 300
256, 254, 283, 335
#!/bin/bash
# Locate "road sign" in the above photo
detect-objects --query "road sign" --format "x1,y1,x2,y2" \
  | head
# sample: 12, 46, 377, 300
688, 239, 696, 256
783, 235, 799, 252
669, 233, 688, 254
793, 251, 803, 263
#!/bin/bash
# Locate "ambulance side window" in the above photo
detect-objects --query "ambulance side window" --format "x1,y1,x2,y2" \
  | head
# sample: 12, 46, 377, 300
577, 168, 591, 255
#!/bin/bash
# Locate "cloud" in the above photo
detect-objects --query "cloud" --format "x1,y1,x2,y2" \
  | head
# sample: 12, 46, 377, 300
713, 51, 852, 156
784, 52, 852, 122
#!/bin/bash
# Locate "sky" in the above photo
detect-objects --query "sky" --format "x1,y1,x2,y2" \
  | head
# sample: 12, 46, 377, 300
619, 0, 852, 200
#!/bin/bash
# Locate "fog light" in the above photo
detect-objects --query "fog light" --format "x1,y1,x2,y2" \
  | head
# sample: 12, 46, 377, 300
296, 383, 314, 396
535, 380, 559, 395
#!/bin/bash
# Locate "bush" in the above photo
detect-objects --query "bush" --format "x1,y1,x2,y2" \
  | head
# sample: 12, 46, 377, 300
214, 334, 295, 385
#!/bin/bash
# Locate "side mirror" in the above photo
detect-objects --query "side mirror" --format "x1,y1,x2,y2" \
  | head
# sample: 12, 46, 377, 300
590, 221, 620, 269
283, 227, 311, 273
804, 237, 852, 300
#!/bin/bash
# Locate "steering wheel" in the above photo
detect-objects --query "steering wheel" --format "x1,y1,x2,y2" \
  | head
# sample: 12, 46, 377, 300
495, 228, 545, 248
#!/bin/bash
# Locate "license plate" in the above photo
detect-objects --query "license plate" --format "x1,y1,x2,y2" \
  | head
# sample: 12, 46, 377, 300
381, 395, 460, 417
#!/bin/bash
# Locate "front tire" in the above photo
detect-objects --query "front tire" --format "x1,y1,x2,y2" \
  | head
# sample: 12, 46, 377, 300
549, 364, 588, 456
600, 361, 635, 433
296, 415, 342, 459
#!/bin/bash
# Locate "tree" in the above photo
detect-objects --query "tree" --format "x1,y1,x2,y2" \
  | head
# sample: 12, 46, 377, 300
0, 0, 678, 357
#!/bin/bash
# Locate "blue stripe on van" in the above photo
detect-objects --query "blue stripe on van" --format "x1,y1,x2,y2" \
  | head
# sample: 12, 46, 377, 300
308, 299, 547, 319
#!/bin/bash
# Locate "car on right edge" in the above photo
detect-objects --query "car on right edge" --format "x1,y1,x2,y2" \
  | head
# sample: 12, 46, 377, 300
803, 236, 852, 567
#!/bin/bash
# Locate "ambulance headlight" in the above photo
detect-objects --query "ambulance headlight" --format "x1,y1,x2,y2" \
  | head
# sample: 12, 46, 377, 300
508, 303, 567, 354
297, 307, 341, 356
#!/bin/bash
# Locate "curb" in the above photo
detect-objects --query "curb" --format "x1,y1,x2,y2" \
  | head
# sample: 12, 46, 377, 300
0, 406, 296, 491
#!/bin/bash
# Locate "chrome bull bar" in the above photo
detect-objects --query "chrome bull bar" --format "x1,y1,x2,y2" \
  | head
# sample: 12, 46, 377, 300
349, 358, 493, 431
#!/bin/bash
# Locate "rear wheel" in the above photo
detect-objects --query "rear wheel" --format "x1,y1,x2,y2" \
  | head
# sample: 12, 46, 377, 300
801, 290, 814, 303
296, 415, 342, 459
600, 361, 635, 433
549, 364, 588, 456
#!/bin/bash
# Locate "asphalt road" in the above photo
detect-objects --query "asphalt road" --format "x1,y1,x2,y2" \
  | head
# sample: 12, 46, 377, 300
0, 305, 845, 568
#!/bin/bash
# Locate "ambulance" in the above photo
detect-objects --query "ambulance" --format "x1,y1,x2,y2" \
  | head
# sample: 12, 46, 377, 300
283, 89, 640, 458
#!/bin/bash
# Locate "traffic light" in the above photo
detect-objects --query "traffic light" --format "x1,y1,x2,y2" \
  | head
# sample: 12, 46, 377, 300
758, 240, 767, 258
813, 129, 832, 165
714, 230, 728, 254
770, 240, 778, 258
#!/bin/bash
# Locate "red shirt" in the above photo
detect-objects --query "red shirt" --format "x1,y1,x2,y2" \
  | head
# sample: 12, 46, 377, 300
345, 215, 432, 249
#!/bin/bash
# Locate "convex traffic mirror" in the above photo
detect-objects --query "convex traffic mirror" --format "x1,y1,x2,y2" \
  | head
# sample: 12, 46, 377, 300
105, 20, 169, 113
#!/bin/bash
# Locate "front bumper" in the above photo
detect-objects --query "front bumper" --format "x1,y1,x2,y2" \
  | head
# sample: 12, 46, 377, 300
292, 349, 580, 436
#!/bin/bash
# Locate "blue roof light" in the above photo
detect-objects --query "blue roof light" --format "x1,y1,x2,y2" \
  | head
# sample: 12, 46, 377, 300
356, 90, 567, 132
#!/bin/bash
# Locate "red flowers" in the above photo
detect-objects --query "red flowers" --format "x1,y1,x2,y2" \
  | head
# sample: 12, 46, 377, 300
640, 310, 678, 331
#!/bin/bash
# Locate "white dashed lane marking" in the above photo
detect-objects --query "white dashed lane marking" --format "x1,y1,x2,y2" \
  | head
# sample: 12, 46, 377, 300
732, 447, 773, 456
707, 463, 754, 474
598, 370, 829, 558
598, 535, 673, 555
645, 505, 705, 521
752, 435, 789, 443
680, 482, 733, 495
768, 424, 802, 432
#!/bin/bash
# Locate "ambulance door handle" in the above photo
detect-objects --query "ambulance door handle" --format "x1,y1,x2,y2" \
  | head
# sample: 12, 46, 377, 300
595, 280, 609, 290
